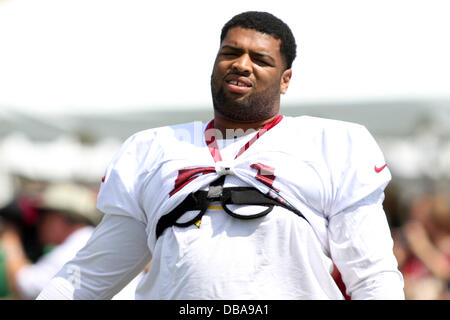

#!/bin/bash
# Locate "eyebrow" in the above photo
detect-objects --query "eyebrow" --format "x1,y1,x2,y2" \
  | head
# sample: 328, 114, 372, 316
220, 45, 276, 65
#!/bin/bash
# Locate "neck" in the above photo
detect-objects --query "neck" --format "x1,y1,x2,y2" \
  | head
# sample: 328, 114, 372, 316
213, 112, 280, 138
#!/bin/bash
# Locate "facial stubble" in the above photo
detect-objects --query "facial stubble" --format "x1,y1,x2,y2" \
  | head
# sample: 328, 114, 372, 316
210, 73, 281, 123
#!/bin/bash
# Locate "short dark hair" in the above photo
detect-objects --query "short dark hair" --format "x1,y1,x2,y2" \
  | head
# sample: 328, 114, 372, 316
220, 11, 297, 69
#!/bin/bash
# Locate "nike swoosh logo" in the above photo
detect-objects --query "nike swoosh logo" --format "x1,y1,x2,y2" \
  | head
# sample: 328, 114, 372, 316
374, 164, 387, 173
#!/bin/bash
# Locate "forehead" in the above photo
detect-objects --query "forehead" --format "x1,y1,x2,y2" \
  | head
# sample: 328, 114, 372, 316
221, 27, 282, 57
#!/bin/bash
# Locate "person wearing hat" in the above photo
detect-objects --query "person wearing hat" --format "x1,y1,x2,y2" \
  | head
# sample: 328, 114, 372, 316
0, 182, 102, 299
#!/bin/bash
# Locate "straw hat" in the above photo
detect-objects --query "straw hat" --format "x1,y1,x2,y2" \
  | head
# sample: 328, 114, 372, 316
37, 183, 102, 226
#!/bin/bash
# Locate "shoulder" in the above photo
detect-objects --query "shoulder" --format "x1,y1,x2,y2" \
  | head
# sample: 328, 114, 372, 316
281, 117, 390, 216
101, 120, 207, 186
284, 115, 388, 182
285, 115, 367, 135
282, 115, 373, 151
123, 121, 205, 149
113, 121, 204, 161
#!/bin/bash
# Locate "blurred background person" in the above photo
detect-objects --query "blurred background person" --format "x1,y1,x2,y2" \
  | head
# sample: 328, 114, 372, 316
392, 192, 450, 300
0, 182, 102, 299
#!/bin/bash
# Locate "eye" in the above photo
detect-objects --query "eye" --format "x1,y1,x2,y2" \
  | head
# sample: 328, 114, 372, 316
220, 52, 238, 58
251, 54, 274, 67
254, 59, 270, 66
253, 58, 274, 68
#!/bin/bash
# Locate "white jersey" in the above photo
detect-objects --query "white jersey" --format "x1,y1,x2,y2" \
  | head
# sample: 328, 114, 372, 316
37, 115, 404, 300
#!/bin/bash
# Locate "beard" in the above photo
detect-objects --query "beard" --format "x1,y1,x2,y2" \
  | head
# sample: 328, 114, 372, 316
210, 74, 280, 123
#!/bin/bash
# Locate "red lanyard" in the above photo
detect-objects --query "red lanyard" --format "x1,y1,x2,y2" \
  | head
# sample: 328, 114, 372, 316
170, 115, 283, 197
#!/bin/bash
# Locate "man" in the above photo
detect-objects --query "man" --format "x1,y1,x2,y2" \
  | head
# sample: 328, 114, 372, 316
0, 182, 102, 299
37, 11, 404, 300
1, 182, 141, 299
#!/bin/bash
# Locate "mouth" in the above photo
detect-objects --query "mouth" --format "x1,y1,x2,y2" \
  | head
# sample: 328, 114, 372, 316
224, 74, 253, 94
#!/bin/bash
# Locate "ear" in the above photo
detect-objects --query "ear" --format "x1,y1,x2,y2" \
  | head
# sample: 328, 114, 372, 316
280, 69, 292, 95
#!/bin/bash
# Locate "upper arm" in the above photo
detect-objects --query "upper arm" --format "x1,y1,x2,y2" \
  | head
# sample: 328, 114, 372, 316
328, 187, 404, 299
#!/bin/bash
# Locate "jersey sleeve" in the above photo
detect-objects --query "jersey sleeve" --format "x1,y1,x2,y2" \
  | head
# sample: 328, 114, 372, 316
325, 123, 391, 217
328, 190, 405, 299
324, 123, 404, 299
96, 131, 160, 225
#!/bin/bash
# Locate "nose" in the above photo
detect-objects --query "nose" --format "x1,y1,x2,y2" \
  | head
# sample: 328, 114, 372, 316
231, 53, 252, 75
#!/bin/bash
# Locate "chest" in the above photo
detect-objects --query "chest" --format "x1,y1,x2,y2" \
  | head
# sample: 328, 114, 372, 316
144, 137, 331, 220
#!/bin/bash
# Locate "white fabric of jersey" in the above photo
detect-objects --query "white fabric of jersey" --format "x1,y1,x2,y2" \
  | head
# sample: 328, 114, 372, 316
37, 116, 404, 300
